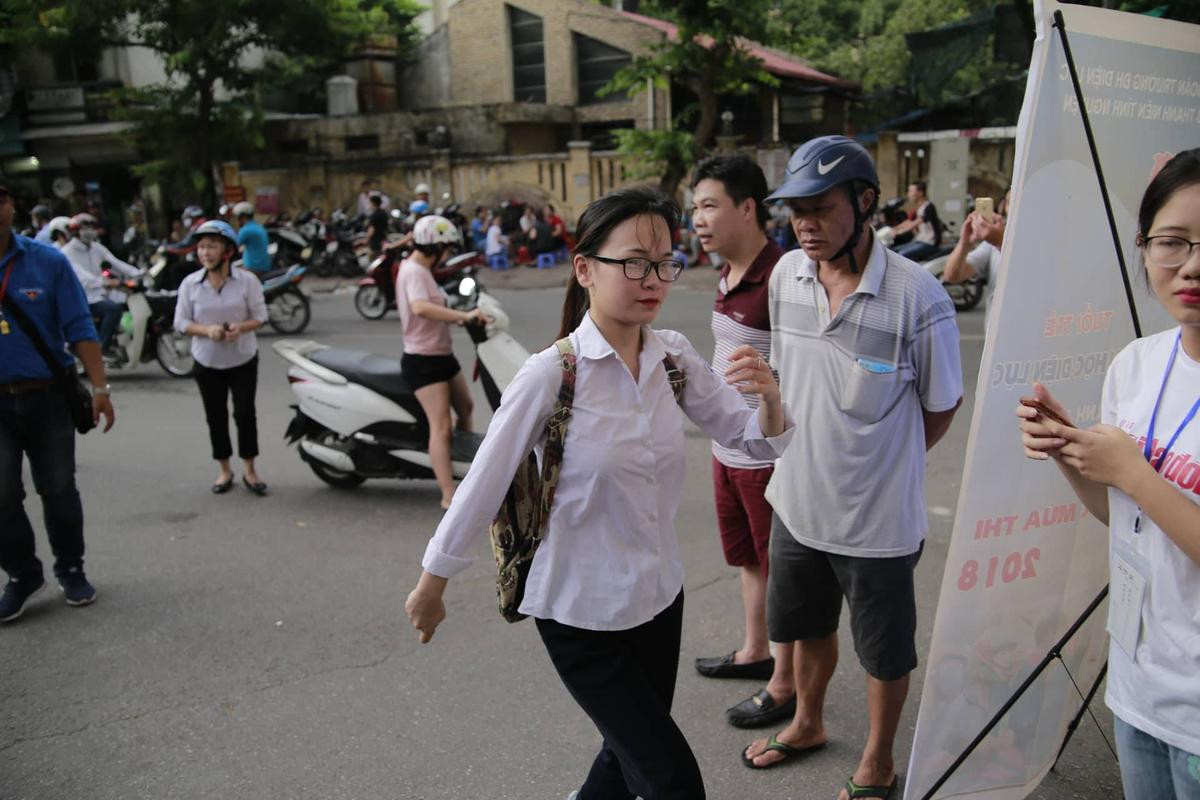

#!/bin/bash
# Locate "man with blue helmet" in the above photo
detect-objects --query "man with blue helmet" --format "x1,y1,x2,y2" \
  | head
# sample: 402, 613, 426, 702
742, 136, 963, 800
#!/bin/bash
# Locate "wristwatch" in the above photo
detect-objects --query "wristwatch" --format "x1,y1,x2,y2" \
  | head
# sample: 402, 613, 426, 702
92, 384, 111, 397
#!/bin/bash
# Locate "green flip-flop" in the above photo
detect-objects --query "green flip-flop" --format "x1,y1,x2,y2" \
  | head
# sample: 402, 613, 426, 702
741, 734, 826, 770
843, 775, 899, 799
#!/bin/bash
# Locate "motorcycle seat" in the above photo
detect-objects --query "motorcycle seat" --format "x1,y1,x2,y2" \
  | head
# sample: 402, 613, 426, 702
308, 348, 411, 401
256, 268, 289, 282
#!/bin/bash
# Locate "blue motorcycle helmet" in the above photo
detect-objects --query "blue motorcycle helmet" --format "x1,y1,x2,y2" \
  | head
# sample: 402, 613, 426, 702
767, 135, 880, 273
409, 199, 430, 214
193, 219, 239, 250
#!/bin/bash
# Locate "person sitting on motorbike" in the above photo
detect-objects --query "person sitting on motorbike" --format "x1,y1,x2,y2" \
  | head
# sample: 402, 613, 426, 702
890, 180, 944, 261
233, 201, 271, 274
60, 213, 142, 359
46, 216, 72, 248
396, 215, 489, 509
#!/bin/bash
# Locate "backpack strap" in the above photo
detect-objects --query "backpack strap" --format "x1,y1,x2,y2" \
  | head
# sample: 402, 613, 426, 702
661, 353, 686, 404
537, 338, 577, 526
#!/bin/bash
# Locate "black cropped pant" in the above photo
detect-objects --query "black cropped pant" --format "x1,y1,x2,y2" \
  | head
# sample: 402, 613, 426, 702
193, 355, 259, 461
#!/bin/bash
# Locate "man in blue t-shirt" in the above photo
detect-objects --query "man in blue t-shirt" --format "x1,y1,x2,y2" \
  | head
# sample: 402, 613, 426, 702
233, 202, 271, 273
0, 175, 115, 623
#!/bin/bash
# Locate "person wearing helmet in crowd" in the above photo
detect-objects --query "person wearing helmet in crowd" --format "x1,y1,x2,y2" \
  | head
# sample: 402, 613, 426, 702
366, 193, 391, 256
397, 215, 489, 509
30, 204, 52, 243
410, 183, 431, 214
60, 213, 142, 358
232, 201, 270, 274
46, 217, 72, 248
740, 137, 963, 800
173, 220, 269, 496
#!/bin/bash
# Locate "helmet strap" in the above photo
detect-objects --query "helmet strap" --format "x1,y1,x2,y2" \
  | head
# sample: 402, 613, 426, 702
828, 183, 867, 274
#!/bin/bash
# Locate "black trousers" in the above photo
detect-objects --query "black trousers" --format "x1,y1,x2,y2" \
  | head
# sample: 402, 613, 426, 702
193, 355, 259, 461
535, 592, 705, 800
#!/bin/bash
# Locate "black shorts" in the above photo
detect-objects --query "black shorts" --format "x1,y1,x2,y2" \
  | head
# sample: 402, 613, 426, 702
766, 515, 922, 681
401, 353, 461, 391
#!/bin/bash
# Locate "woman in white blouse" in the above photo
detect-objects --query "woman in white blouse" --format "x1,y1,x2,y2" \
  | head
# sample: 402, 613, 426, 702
1017, 150, 1200, 800
406, 187, 793, 799
173, 220, 269, 495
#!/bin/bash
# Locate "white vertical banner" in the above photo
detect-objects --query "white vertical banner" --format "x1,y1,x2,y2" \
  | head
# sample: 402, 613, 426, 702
905, 3, 1200, 799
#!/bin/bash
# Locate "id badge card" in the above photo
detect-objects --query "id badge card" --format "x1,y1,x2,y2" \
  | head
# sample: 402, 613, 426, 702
1107, 538, 1149, 661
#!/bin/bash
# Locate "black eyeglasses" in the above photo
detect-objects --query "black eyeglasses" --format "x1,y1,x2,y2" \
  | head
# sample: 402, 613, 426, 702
1142, 235, 1200, 269
591, 254, 684, 282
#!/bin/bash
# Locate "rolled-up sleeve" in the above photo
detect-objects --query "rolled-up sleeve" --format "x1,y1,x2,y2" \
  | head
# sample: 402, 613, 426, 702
245, 274, 268, 324
668, 335, 794, 461
422, 350, 559, 578
173, 279, 194, 335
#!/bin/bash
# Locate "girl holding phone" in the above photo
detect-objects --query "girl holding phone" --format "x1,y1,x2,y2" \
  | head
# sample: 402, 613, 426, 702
1016, 149, 1200, 800
405, 187, 794, 800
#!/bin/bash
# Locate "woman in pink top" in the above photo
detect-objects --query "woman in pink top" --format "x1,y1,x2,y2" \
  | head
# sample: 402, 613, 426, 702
397, 215, 489, 508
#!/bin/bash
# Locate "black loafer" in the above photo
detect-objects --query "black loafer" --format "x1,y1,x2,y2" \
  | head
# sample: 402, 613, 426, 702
212, 478, 234, 494
727, 688, 797, 728
242, 477, 269, 496
695, 651, 775, 680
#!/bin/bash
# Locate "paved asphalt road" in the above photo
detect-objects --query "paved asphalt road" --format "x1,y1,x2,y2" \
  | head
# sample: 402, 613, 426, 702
2, 274, 1123, 799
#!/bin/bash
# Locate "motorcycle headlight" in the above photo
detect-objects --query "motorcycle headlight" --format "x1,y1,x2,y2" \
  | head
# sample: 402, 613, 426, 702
301, 246, 312, 259
458, 277, 476, 297
268, 242, 279, 255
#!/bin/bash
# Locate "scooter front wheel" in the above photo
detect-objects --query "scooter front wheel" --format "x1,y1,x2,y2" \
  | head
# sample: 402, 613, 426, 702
268, 286, 311, 334
155, 330, 195, 377
354, 285, 388, 320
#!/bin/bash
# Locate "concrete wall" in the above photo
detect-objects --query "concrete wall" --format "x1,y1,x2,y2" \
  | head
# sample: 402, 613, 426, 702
401, 25, 452, 111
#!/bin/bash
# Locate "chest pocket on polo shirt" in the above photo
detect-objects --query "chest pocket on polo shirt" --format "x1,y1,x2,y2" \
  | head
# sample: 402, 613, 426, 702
839, 357, 913, 423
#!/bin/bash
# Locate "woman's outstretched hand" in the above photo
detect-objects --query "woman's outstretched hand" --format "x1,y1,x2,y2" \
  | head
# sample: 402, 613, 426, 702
724, 345, 780, 406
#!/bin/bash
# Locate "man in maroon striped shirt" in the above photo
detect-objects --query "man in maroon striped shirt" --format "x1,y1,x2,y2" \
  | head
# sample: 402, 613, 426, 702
690, 155, 795, 729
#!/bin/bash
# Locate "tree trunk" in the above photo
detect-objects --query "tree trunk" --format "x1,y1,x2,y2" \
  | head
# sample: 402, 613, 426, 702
657, 158, 689, 202
197, 79, 217, 212
690, 56, 720, 151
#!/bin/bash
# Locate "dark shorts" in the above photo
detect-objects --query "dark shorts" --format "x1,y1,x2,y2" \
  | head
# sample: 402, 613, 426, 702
401, 353, 461, 392
712, 458, 774, 573
766, 515, 922, 681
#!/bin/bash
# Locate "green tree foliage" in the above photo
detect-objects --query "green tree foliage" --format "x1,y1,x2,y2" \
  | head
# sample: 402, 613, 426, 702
2, 0, 422, 207
603, 0, 779, 197
770, 0, 999, 99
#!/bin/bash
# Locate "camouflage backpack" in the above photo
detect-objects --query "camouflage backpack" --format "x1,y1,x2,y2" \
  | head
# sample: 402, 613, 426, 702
489, 337, 687, 622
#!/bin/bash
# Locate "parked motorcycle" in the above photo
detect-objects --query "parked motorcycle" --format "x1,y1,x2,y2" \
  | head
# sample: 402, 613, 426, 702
274, 275, 527, 488
96, 271, 194, 377
354, 248, 481, 321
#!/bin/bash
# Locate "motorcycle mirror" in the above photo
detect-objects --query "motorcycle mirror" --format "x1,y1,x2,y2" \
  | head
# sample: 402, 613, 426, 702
458, 277, 476, 297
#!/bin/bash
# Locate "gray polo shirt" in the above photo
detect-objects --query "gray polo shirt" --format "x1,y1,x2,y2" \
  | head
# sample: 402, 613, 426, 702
765, 237, 962, 557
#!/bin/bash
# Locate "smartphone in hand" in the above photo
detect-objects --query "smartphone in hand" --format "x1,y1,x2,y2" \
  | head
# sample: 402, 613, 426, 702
1020, 397, 1073, 428
974, 197, 995, 224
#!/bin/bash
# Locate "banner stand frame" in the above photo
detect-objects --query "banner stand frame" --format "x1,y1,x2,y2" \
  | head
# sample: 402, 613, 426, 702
917, 8, 1147, 797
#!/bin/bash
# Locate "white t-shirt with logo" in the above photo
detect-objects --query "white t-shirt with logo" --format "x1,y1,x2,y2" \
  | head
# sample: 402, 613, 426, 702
1101, 327, 1200, 756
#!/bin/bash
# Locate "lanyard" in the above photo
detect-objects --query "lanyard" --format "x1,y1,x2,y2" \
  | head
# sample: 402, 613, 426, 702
1136, 330, 1200, 533
0, 256, 15, 306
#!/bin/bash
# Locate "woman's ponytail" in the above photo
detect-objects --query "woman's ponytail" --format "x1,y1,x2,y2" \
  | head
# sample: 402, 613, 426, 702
557, 270, 590, 341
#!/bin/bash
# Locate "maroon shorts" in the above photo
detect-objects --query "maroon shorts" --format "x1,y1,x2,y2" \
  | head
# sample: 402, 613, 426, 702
712, 457, 775, 573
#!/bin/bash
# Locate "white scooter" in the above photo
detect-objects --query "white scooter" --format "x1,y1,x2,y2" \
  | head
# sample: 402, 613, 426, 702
273, 274, 529, 488
97, 262, 194, 377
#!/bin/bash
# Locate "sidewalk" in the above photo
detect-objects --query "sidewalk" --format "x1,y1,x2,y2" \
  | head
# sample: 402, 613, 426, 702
303, 261, 723, 294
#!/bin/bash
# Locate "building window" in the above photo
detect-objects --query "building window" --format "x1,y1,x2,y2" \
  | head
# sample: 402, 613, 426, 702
575, 33, 631, 105
508, 5, 546, 104
345, 134, 380, 151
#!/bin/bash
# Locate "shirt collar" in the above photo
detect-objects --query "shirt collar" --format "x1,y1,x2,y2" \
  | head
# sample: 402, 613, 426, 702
0, 231, 27, 268
723, 238, 783, 287
795, 234, 888, 297
575, 310, 683, 362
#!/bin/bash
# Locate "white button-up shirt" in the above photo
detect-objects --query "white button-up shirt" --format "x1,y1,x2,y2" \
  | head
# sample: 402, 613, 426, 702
422, 312, 794, 631
60, 239, 140, 304
173, 267, 268, 369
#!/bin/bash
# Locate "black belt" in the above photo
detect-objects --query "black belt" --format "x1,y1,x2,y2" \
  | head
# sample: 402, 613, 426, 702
0, 379, 55, 395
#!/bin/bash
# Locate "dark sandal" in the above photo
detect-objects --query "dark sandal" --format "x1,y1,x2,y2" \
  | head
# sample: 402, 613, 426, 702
727, 688, 797, 728
843, 776, 898, 799
740, 734, 826, 770
242, 477, 269, 496
695, 651, 775, 680
212, 477, 234, 494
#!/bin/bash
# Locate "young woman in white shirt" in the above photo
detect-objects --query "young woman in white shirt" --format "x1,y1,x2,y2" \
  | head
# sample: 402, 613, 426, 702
1017, 149, 1200, 800
405, 187, 793, 800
